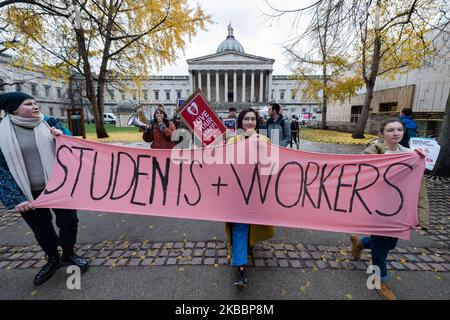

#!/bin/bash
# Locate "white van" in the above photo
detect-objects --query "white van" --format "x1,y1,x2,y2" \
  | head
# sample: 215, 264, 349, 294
103, 113, 116, 124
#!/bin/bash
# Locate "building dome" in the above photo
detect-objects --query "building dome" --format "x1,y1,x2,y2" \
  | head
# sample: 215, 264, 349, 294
115, 99, 135, 114
216, 24, 245, 54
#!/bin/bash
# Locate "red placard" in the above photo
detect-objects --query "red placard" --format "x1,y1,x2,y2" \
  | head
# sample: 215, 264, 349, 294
177, 89, 227, 145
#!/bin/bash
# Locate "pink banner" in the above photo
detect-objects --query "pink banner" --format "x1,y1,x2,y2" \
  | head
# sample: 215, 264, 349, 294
33, 136, 425, 240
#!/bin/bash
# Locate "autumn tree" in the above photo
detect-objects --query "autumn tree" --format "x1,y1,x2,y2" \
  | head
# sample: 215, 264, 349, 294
265, 0, 363, 129
0, 0, 210, 138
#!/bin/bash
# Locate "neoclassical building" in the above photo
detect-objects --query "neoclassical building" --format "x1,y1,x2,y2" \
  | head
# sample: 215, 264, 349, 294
0, 25, 321, 123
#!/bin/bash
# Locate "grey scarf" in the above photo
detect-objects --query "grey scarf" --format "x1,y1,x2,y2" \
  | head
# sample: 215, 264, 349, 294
0, 114, 55, 202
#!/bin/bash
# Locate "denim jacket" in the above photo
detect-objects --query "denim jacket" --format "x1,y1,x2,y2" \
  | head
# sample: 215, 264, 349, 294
0, 116, 71, 210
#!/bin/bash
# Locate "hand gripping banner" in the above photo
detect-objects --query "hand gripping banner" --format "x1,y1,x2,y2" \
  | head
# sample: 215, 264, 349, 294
33, 136, 425, 240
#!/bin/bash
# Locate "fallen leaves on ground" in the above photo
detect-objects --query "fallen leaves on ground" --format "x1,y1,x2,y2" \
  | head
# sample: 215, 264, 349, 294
300, 129, 377, 145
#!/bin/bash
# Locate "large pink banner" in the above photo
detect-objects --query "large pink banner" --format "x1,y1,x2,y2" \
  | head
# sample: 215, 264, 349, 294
33, 136, 425, 240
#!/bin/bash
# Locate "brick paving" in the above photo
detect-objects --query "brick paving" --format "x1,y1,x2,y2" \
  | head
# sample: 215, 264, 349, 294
1, 146, 449, 274
0, 239, 449, 272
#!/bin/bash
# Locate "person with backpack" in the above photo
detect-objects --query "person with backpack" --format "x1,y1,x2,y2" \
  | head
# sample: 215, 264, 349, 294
265, 103, 291, 147
290, 115, 300, 149
399, 107, 417, 148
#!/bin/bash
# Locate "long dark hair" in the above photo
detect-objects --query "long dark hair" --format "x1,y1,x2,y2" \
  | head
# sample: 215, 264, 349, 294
236, 108, 260, 132
152, 107, 170, 127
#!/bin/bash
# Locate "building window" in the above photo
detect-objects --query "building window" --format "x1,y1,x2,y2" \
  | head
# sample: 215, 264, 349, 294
279, 90, 285, 101
350, 105, 362, 123
45, 86, 51, 97
186, 89, 190, 97
0, 79, 5, 92
61, 109, 65, 117
271, 89, 275, 101
120, 90, 125, 100
57, 88, 62, 98
31, 83, 38, 96
15, 83, 22, 92
291, 89, 297, 100
176, 90, 182, 99
108, 90, 115, 100
154, 90, 159, 101
143, 90, 148, 101
379, 102, 398, 112
49, 107, 54, 116
165, 90, 171, 101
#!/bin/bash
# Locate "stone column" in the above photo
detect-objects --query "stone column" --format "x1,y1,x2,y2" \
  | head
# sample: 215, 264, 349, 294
215, 71, 220, 102
224, 71, 228, 103
189, 71, 194, 93
198, 71, 202, 91
268, 71, 273, 101
242, 71, 246, 103
233, 70, 237, 102
250, 70, 255, 103
259, 70, 264, 103
207, 71, 211, 101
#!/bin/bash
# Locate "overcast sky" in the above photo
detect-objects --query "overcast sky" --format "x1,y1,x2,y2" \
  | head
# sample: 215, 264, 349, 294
158, 0, 309, 76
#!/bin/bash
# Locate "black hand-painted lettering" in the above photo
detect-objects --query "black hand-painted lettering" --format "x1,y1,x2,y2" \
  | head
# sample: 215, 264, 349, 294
131, 155, 152, 206
375, 163, 412, 216
302, 162, 320, 208
349, 164, 380, 214
333, 164, 357, 212
110, 152, 137, 200
70, 146, 95, 197
317, 164, 339, 210
44, 145, 71, 195
184, 160, 202, 206
150, 157, 170, 205
275, 161, 304, 208
90, 152, 114, 200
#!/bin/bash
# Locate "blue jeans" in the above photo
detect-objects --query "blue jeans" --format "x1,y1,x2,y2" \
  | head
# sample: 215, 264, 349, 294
360, 235, 398, 282
231, 223, 249, 266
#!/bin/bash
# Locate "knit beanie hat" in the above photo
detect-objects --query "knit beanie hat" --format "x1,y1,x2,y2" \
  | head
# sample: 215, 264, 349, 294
0, 92, 35, 114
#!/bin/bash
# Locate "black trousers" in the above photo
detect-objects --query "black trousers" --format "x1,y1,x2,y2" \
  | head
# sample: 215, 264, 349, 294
290, 131, 299, 147
20, 190, 79, 258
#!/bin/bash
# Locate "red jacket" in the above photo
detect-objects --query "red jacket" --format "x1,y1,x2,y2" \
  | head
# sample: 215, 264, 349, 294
142, 120, 176, 149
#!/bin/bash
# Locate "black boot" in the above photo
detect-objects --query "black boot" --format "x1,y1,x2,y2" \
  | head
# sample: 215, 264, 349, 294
61, 254, 90, 273
233, 266, 248, 288
33, 255, 61, 286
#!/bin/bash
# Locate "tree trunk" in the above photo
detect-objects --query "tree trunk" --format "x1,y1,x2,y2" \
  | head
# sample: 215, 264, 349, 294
321, 61, 328, 129
73, 27, 108, 138
432, 88, 450, 176
352, 34, 382, 139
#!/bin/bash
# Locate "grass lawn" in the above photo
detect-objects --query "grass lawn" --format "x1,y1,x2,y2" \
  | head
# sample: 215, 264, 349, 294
84, 124, 142, 142
299, 128, 378, 145
81, 124, 378, 145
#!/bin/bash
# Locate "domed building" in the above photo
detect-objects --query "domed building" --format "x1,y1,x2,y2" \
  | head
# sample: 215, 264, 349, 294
186, 24, 275, 111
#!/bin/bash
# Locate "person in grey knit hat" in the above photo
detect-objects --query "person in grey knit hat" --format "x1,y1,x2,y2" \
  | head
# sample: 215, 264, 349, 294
0, 92, 89, 286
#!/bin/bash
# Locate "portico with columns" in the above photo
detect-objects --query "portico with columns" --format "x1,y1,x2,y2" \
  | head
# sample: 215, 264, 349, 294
187, 25, 274, 110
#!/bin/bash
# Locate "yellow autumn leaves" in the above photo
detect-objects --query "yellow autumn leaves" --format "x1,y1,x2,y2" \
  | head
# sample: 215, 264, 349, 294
300, 129, 378, 145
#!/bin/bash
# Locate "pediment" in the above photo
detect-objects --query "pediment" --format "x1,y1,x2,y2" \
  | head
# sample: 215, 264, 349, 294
187, 52, 274, 64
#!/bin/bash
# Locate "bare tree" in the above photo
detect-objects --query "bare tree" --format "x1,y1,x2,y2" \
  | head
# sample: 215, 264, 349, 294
264, 0, 361, 129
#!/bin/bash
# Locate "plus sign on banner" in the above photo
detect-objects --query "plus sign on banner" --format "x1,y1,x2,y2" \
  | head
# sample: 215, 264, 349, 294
177, 89, 227, 145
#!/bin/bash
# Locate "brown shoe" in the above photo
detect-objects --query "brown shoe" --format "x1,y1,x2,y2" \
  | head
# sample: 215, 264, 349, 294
350, 235, 363, 260
377, 282, 397, 300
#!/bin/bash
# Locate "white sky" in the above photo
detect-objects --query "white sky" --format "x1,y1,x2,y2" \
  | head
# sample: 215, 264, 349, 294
158, 0, 310, 76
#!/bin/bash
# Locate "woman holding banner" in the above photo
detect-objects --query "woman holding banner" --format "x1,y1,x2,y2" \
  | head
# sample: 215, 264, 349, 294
225, 108, 275, 288
350, 118, 429, 300
0, 92, 89, 286
142, 107, 176, 149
